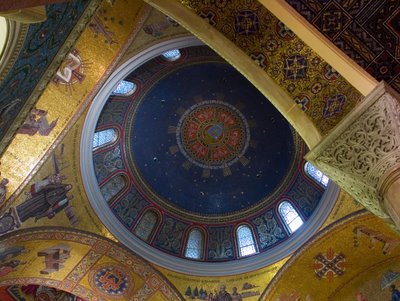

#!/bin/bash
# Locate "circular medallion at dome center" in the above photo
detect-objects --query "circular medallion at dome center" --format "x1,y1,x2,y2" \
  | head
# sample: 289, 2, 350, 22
177, 100, 249, 169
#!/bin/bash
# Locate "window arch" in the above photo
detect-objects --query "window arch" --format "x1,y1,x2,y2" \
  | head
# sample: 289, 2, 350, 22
134, 210, 159, 242
184, 228, 204, 260
93, 128, 118, 150
162, 49, 181, 61
236, 225, 257, 257
100, 174, 127, 203
304, 162, 329, 187
278, 201, 303, 234
112, 80, 137, 96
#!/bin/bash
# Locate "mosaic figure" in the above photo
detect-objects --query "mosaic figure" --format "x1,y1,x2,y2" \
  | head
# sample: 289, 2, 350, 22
17, 108, 58, 136
16, 183, 72, 223
37, 244, 71, 275
22, 284, 85, 301
25, 173, 67, 198
391, 285, 400, 301
231, 287, 242, 301
89, 13, 117, 44
0, 246, 28, 262
216, 285, 232, 301
0, 259, 26, 277
0, 208, 20, 235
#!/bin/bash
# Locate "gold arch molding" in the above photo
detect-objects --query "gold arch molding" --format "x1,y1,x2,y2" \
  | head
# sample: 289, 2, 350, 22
142, 0, 376, 149
0, 227, 183, 301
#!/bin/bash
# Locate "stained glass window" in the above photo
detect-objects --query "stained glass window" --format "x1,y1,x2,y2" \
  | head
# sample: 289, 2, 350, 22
162, 49, 181, 61
93, 128, 117, 149
305, 162, 329, 187
134, 210, 158, 242
112, 80, 136, 96
237, 225, 257, 257
100, 175, 126, 203
279, 201, 303, 234
185, 229, 204, 260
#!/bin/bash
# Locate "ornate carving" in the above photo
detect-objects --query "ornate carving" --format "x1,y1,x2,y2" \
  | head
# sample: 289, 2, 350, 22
207, 226, 234, 260
252, 209, 286, 250
154, 217, 187, 254
306, 82, 400, 222
112, 189, 148, 229
94, 145, 124, 183
287, 175, 323, 218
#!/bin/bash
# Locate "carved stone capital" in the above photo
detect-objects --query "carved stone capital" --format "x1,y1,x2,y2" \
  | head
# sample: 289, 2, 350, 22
306, 82, 400, 225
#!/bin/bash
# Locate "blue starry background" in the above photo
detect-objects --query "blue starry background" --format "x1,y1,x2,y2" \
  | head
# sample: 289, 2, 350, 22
94, 46, 325, 260
130, 62, 295, 215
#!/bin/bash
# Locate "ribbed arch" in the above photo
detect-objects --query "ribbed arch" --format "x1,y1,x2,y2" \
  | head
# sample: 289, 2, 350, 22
184, 228, 205, 260
278, 201, 303, 234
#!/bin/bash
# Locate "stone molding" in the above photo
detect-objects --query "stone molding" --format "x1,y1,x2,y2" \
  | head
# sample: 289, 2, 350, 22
306, 81, 400, 224
0, 20, 28, 82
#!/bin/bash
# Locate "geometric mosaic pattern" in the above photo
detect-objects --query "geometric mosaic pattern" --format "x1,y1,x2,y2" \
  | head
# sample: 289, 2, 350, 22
179, 0, 362, 134
0, 1, 93, 147
286, 0, 400, 93
314, 248, 346, 281
89, 264, 132, 299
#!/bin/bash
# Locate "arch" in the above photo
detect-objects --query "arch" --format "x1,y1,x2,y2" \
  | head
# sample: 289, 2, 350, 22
278, 201, 304, 234
184, 228, 205, 260
0, 19, 27, 81
81, 37, 339, 276
142, 0, 321, 148
93, 127, 118, 150
100, 174, 127, 204
0, 227, 183, 301
236, 224, 257, 257
304, 162, 329, 187
134, 209, 160, 242
112, 80, 137, 96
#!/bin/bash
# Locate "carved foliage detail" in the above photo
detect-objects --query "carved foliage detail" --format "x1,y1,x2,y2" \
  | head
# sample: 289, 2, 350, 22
207, 226, 234, 260
252, 209, 286, 250
310, 90, 400, 218
154, 217, 187, 255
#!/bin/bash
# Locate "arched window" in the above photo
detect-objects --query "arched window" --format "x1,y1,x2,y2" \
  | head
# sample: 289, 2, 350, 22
185, 228, 204, 260
237, 225, 257, 257
112, 80, 136, 96
93, 128, 117, 149
134, 210, 159, 242
162, 49, 181, 61
100, 174, 126, 203
279, 201, 303, 234
305, 162, 329, 187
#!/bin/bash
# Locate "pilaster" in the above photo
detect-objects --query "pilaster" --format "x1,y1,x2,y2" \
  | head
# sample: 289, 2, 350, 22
306, 82, 400, 227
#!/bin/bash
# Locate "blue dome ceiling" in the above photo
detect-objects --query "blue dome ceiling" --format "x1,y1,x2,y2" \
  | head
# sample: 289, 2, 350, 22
92, 45, 326, 262
128, 62, 296, 217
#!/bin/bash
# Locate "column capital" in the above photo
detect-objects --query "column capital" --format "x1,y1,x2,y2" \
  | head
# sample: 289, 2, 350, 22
306, 82, 400, 225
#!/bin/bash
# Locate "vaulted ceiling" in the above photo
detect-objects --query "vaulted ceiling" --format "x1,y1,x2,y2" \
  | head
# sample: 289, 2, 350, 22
0, 1, 399, 301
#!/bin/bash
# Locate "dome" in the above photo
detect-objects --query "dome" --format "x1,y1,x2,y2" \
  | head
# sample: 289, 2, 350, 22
81, 38, 338, 276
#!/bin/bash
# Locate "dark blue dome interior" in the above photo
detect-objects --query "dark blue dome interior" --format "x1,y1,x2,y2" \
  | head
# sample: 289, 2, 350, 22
130, 62, 295, 215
